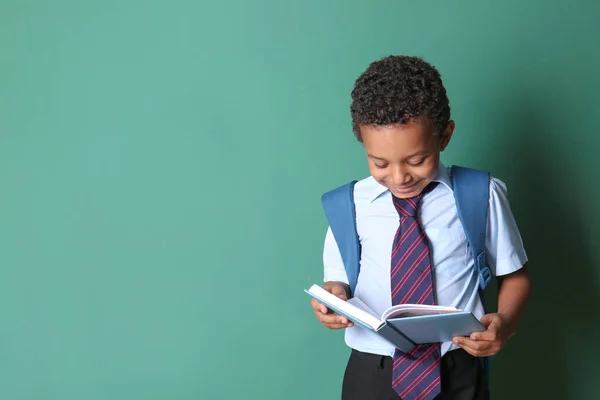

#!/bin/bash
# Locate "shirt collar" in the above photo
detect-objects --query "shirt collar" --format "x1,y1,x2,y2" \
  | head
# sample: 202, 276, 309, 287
368, 161, 453, 203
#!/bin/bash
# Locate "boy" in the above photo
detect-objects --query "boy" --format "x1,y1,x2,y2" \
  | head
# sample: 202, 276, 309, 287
309, 56, 531, 400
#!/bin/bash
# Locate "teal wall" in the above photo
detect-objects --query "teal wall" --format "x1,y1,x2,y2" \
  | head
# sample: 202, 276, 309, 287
1, 1, 599, 399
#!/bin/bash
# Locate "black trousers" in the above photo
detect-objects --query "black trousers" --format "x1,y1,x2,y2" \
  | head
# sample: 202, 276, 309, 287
342, 349, 489, 400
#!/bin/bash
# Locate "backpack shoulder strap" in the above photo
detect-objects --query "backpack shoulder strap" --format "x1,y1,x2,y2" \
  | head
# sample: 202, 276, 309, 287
321, 181, 360, 296
451, 165, 492, 381
451, 165, 491, 292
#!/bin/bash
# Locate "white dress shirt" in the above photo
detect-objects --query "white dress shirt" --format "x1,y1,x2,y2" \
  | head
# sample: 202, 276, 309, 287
323, 162, 528, 357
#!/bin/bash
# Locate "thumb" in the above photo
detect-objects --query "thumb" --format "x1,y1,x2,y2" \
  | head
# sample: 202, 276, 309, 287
470, 314, 500, 340
330, 286, 348, 300
479, 314, 495, 328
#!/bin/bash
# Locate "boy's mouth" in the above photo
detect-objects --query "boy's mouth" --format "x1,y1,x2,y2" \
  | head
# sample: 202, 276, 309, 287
396, 181, 420, 190
391, 181, 421, 195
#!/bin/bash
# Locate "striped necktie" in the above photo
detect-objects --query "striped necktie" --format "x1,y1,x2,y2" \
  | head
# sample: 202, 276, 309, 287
390, 182, 440, 400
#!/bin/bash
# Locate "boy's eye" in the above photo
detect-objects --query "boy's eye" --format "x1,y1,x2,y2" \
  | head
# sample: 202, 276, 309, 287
374, 163, 388, 169
408, 158, 426, 167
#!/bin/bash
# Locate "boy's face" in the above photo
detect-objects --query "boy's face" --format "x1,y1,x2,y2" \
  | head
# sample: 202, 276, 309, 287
360, 118, 454, 199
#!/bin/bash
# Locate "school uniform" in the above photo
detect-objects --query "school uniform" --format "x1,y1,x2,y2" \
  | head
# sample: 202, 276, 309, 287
323, 162, 528, 400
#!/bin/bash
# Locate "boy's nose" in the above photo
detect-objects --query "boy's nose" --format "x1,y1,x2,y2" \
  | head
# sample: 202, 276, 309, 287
390, 167, 411, 186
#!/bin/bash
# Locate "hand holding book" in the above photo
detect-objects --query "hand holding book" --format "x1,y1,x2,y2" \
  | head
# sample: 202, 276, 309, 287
309, 281, 354, 329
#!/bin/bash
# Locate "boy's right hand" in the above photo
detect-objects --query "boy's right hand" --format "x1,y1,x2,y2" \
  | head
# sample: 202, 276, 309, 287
310, 282, 354, 330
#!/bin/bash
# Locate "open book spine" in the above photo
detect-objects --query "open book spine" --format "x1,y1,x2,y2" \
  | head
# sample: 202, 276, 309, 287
376, 323, 416, 354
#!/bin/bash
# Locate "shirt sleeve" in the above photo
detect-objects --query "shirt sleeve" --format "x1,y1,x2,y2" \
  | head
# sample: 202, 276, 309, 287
323, 227, 350, 284
486, 177, 528, 276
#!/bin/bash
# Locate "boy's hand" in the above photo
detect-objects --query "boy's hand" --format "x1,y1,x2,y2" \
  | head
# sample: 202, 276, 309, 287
310, 282, 354, 330
452, 313, 510, 357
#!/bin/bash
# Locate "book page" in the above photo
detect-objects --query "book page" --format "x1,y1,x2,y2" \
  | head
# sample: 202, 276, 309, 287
382, 304, 460, 320
305, 285, 383, 330
346, 297, 380, 319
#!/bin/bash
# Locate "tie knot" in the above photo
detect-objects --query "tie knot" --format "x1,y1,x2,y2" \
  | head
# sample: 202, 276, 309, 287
392, 181, 438, 218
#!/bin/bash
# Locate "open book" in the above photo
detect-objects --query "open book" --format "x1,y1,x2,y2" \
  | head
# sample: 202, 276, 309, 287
305, 284, 484, 353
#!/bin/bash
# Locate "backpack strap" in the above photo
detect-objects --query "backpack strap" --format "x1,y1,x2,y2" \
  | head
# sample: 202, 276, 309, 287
451, 165, 492, 381
451, 165, 492, 293
321, 181, 360, 297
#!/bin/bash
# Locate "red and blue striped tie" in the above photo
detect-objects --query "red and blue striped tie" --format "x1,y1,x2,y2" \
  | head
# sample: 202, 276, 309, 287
391, 182, 441, 400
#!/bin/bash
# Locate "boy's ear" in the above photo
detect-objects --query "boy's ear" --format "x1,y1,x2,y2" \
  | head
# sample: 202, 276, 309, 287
439, 120, 455, 151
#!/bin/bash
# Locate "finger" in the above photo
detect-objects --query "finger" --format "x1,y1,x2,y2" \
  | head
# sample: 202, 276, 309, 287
453, 338, 495, 357
470, 329, 498, 341
454, 337, 489, 351
470, 330, 498, 342
317, 313, 354, 329
329, 286, 346, 296
316, 311, 351, 326
472, 318, 502, 341
324, 283, 347, 297
479, 314, 495, 328
325, 319, 354, 329
310, 299, 329, 314
324, 322, 353, 330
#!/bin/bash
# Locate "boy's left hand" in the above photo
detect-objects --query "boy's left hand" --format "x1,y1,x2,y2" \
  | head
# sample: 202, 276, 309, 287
452, 313, 510, 357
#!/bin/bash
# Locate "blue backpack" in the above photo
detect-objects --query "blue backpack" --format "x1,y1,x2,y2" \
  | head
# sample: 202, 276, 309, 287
321, 165, 492, 379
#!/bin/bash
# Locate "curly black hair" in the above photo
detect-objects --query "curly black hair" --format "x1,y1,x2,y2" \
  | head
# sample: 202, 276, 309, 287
350, 55, 450, 141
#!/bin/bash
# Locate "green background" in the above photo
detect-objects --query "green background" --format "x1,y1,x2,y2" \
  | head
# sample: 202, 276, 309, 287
1, 0, 599, 399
